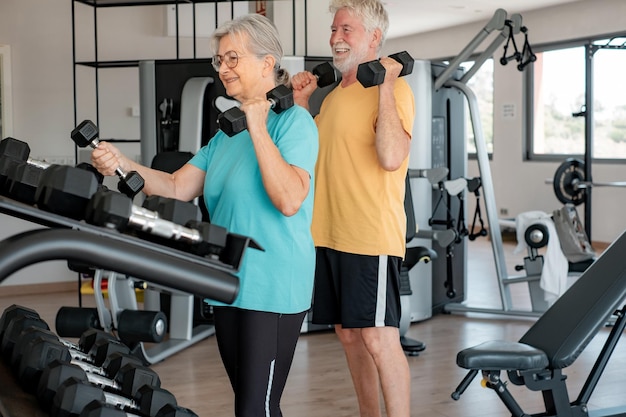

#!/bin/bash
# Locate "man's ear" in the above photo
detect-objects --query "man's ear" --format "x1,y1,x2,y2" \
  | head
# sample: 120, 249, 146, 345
370, 28, 382, 50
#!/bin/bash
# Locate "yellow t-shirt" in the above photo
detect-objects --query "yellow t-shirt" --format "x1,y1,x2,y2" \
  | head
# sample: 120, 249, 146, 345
312, 78, 415, 257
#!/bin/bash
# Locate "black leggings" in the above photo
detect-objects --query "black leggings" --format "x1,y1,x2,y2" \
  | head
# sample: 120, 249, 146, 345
213, 307, 307, 417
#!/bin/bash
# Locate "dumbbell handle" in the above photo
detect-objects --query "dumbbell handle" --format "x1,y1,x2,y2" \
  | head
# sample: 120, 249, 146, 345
68, 357, 120, 385
129, 205, 202, 244
68, 378, 137, 411
25, 157, 51, 170
87, 137, 128, 180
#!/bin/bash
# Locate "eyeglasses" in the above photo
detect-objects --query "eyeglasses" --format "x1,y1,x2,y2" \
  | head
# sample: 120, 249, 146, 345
212, 50, 243, 71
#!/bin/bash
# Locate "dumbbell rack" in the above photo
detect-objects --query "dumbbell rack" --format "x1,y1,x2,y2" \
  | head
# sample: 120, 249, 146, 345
0, 194, 258, 363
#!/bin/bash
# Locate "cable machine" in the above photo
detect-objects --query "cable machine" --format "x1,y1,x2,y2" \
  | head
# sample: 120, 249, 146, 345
432, 9, 543, 317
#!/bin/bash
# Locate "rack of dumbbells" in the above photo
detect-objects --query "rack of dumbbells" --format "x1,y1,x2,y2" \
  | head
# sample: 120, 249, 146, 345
0, 304, 199, 416
0, 128, 262, 367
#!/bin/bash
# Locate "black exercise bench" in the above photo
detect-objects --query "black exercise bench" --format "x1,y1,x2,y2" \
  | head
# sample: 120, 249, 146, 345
451, 228, 626, 417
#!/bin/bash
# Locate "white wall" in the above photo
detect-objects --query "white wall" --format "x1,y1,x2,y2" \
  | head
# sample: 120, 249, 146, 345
0, 0, 624, 287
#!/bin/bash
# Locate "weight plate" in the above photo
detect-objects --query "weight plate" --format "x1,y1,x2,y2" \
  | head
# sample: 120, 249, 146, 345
553, 158, 586, 206
524, 223, 549, 248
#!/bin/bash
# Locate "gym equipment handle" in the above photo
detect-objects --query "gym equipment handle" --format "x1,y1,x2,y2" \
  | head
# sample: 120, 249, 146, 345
0, 228, 239, 303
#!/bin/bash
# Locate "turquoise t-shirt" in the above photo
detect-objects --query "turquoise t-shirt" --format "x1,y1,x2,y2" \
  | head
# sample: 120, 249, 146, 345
189, 105, 318, 314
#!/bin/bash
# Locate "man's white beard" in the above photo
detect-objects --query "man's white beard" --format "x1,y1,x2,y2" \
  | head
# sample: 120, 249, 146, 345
332, 42, 370, 75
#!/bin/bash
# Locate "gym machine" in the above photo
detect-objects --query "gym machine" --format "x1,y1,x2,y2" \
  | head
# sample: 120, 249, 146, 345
139, 58, 225, 167
416, 8, 547, 317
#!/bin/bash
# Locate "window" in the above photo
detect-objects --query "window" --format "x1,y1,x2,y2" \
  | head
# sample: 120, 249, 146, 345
526, 36, 626, 160
593, 41, 626, 158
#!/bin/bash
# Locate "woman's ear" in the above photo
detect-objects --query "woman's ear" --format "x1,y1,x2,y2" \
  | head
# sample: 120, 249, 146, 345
263, 55, 276, 76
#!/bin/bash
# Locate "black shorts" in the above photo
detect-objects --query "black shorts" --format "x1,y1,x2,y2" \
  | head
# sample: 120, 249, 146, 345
311, 247, 402, 328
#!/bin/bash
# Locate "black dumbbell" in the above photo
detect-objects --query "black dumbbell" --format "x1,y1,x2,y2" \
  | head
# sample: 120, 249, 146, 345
0, 137, 104, 206
38, 357, 159, 410
80, 401, 199, 417
11, 325, 119, 374
312, 62, 339, 88
0, 136, 32, 191
357, 50, 414, 88
51, 378, 177, 417
34, 163, 101, 220
71, 119, 145, 198
85, 189, 228, 257
1, 310, 49, 360
18, 332, 133, 391
218, 84, 294, 137
142, 195, 226, 257
0, 136, 53, 201
142, 195, 202, 226
0, 304, 40, 343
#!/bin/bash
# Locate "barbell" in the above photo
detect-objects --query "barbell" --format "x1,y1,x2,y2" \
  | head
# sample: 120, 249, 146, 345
551, 158, 626, 205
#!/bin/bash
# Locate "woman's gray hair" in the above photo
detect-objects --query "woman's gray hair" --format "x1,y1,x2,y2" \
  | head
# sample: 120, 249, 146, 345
329, 0, 389, 50
210, 13, 290, 86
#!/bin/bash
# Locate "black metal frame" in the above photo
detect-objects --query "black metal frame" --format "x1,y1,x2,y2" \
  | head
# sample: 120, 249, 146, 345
0, 194, 257, 303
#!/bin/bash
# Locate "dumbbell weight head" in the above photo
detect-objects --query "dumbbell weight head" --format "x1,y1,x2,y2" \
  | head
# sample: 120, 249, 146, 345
1, 312, 49, 360
217, 107, 248, 138
38, 358, 160, 410
312, 62, 339, 88
117, 171, 145, 199
357, 61, 386, 88
142, 195, 202, 226
11, 326, 116, 376
0, 304, 40, 341
77, 162, 106, 186
185, 220, 228, 257
51, 378, 176, 417
357, 50, 414, 88
218, 85, 295, 137
11, 325, 59, 374
0, 137, 31, 190
6, 160, 45, 204
389, 51, 414, 77
11, 325, 119, 374
72, 119, 101, 148
85, 189, 133, 231
18, 335, 132, 391
35, 164, 100, 220
266, 84, 293, 114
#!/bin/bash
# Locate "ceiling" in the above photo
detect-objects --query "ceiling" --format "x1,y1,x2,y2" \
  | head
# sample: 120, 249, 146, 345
383, 0, 586, 39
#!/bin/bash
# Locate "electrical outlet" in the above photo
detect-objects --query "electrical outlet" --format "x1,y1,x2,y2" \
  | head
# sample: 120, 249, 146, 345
500, 208, 509, 216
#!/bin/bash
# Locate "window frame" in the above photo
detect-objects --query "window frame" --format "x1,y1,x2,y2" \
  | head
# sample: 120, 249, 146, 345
524, 32, 626, 164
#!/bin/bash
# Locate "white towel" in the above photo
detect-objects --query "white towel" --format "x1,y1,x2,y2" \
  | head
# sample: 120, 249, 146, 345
513, 211, 569, 305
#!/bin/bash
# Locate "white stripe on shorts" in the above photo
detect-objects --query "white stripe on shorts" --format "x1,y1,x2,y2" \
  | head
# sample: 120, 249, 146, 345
375, 255, 388, 326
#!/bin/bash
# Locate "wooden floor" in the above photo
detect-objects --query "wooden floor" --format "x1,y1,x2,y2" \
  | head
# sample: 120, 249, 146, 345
2, 238, 625, 417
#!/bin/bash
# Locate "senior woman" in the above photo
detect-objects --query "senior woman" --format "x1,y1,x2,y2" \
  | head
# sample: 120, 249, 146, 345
90, 14, 318, 417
